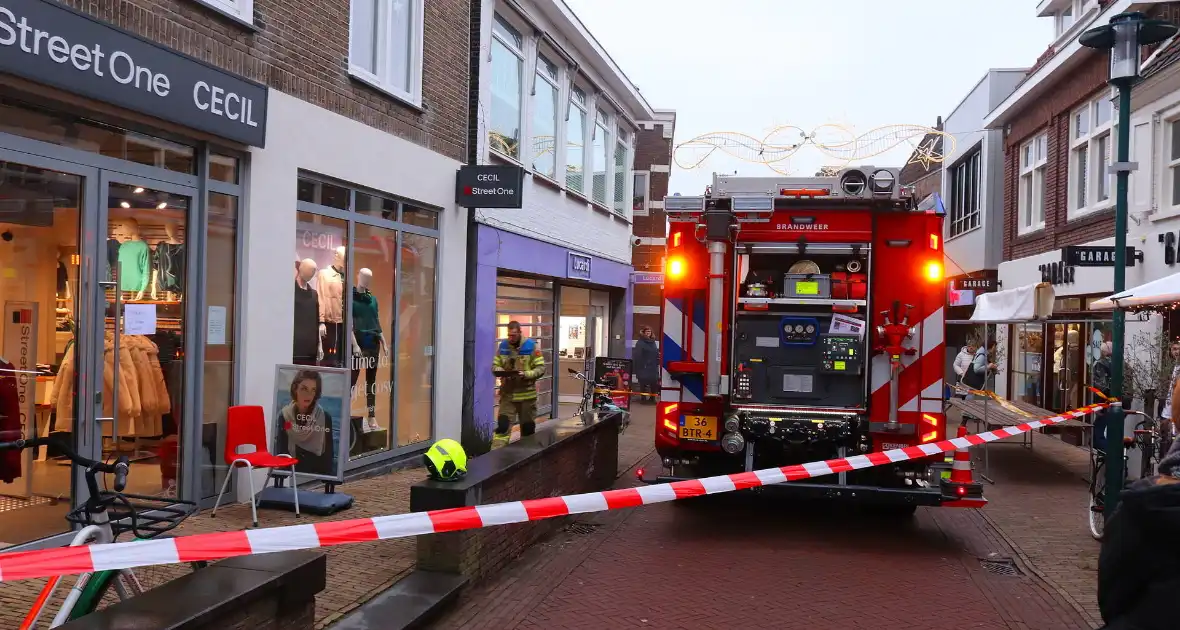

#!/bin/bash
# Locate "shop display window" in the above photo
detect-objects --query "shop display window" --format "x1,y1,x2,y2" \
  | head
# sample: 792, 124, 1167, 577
294, 176, 440, 462
1010, 323, 1044, 407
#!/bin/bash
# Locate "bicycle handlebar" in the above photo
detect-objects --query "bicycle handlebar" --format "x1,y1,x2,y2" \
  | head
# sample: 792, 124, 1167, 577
0, 436, 130, 492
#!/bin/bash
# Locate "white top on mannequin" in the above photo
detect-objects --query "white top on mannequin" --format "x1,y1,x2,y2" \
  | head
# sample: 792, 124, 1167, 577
318, 246, 346, 329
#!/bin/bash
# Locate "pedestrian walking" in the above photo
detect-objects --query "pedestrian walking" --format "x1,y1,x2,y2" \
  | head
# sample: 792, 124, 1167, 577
633, 326, 660, 405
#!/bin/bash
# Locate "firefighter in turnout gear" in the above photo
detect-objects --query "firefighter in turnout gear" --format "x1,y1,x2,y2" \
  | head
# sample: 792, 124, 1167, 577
492, 321, 545, 447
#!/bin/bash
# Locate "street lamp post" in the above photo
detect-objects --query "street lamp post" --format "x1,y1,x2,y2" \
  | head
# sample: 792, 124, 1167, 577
1081, 12, 1178, 518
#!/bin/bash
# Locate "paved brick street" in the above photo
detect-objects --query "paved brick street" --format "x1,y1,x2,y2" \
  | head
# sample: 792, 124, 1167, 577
430, 434, 1101, 630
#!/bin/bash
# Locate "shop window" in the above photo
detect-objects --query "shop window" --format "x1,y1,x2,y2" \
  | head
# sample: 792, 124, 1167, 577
0, 98, 195, 175
0, 160, 82, 545
351, 223, 397, 458
1167, 119, 1180, 209
401, 204, 439, 230
495, 276, 555, 417
489, 15, 524, 160
348, 0, 425, 105
397, 233, 436, 447
567, 88, 587, 193
295, 176, 440, 460
293, 211, 350, 368
201, 193, 239, 499
1010, 323, 1044, 406
297, 177, 350, 210
592, 110, 610, 205
209, 154, 240, 184
105, 182, 191, 497
532, 54, 560, 179
356, 192, 398, 222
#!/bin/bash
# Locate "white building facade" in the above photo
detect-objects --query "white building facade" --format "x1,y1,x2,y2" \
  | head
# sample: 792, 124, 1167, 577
469, 0, 658, 445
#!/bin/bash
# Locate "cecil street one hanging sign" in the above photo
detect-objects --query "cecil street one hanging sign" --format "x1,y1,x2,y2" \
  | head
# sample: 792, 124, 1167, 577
0, 0, 268, 146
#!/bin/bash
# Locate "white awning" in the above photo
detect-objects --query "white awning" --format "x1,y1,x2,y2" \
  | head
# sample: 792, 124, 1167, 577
969, 283, 1055, 323
1090, 271, 1180, 310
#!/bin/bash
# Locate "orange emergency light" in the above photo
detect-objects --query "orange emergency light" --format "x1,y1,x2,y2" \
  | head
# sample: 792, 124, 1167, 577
668, 256, 686, 280
923, 260, 943, 283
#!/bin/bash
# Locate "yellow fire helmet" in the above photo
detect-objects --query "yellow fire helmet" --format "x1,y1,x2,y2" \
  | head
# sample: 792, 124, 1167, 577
423, 438, 468, 482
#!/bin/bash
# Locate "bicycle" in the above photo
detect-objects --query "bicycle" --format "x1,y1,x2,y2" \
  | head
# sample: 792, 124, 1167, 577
567, 368, 631, 433
1087, 409, 1161, 541
0, 436, 204, 628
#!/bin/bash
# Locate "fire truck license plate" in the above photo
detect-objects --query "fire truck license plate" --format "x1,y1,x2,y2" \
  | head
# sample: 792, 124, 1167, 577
680, 416, 717, 441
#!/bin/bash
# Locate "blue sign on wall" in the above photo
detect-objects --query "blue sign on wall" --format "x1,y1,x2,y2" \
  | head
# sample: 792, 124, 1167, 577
632, 272, 664, 285
567, 252, 592, 280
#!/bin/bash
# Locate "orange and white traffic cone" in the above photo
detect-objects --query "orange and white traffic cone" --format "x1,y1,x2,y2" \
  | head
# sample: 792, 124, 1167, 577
949, 425, 974, 485
941, 424, 987, 507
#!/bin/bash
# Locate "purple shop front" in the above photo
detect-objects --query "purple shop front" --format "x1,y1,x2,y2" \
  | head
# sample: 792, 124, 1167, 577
473, 224, 633, 440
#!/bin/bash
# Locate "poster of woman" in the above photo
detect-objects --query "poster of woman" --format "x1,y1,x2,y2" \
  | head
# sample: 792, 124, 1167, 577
273, 365, 349, 482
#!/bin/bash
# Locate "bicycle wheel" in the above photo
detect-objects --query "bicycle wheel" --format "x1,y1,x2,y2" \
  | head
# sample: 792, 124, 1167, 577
1089, 457, 1106, 541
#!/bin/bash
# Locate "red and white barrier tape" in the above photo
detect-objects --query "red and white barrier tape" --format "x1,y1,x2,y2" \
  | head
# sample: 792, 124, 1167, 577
0, 403, 1108, 582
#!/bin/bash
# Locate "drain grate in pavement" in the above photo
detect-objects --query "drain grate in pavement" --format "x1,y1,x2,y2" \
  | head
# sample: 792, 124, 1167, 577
565, 522, 602, 536
980, 558, 1023, 577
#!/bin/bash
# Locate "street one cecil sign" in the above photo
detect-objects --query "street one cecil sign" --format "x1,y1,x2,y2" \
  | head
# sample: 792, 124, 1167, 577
455, 165, 524, 208
0, 0, 268, 146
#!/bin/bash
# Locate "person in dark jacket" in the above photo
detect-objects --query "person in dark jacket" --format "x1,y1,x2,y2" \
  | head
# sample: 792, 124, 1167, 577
1097, 378, 1180, 630
633, 327, 660, 405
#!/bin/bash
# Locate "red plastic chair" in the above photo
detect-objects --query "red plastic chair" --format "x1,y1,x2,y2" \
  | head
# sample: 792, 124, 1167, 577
211, 405, 300, 527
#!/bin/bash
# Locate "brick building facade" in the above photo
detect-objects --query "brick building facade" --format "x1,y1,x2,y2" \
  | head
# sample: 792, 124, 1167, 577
631, 111, 677, 343
0, 0, 473, 543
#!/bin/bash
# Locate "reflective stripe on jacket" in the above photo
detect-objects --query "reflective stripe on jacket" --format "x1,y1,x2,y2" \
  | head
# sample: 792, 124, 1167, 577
493, 338, 546, 401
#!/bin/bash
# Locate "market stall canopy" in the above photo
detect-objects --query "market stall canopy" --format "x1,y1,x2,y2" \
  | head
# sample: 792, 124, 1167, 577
1090, 271, 1180, 310
969, 283, 1055, 323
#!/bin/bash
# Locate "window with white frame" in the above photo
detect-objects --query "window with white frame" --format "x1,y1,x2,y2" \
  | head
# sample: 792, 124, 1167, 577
1018, 132, 1048, 234
592, 109, 610, 205
1070, 94, 1115, 216
613, 127, 630, 215
531, 54, 560, 178
488, 15, 524, 160
1167, 118, 1180, 209
195, 0, 253, 23
1055, 1, 1077, 37
948, 148, 981, 237
566, 87, 587, 192
632, 172, 650, 216
348, 0, 424, 105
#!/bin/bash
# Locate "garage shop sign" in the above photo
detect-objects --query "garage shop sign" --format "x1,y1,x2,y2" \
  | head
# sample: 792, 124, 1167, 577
0, 0, 268, 146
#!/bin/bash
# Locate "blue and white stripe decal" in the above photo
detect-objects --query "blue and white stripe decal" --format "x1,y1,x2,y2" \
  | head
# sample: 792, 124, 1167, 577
661, 297, 702, 404
691, 300, 706, 363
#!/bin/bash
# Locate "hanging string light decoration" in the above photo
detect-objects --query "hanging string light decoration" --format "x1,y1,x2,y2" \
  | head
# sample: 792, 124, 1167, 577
673, 123, 956, 176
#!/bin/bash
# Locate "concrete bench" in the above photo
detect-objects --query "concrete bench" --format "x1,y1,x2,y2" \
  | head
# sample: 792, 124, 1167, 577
59, 550, 326, 630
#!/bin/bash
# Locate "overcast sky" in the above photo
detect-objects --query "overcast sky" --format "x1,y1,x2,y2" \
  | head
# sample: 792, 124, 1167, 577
564, 0, 1054, 195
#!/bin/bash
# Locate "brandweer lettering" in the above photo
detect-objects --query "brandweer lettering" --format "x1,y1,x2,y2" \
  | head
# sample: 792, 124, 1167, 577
775, 223, 830, 231
0, 5, 258, 127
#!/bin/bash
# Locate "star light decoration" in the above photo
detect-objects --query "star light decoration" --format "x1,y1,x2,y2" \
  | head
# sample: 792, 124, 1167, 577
673, 124, 955, 176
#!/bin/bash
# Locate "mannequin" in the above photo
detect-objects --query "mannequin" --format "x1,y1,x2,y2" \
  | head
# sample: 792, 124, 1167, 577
151, 221, 184, 301
110, 218, 150, 300
293, 259, 324, 365
351, 267, 386, 433
317, 246, 346, 366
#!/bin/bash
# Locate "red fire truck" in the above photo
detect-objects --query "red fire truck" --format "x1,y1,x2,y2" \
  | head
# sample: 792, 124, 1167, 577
643, 167, 984, 512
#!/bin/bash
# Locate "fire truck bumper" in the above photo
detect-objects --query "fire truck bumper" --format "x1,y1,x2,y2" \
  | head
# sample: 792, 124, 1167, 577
638, 473, 986, 508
